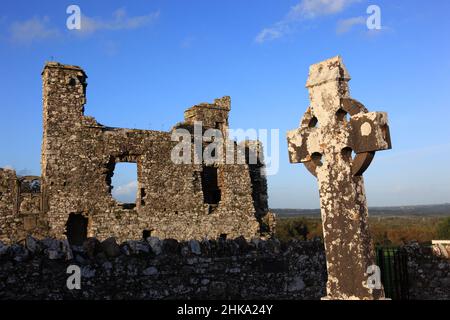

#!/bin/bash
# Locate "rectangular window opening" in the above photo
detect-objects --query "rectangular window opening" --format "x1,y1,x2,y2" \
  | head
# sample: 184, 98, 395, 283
201, 166, 221, 205
110, 162, 138, 209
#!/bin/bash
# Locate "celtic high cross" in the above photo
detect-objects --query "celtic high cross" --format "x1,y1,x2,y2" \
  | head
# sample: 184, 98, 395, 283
287, 56, 392, 300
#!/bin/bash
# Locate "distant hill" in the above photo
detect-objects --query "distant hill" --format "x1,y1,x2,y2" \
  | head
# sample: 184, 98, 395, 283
271, 203, 450, 218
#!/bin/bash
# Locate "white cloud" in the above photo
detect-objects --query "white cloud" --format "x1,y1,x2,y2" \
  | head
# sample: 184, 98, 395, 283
77, 8, 160, 35
336, 16, 366, 34
9, 16, 60, 44
255, 23, 289, 43
255, 0, 361, 43
8, 8, 160, 44
289, 0, 361, 19
112, 180, 137, 203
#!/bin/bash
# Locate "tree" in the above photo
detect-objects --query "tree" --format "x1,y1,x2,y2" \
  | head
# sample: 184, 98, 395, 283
288, 218, 309, 240
436, 217, 450, 240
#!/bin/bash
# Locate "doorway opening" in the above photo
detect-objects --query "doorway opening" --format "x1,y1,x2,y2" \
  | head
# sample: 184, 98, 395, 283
65, 213, 88, 246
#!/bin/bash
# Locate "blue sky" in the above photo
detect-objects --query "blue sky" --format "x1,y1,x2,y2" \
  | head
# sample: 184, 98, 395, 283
0, 0, 449, 208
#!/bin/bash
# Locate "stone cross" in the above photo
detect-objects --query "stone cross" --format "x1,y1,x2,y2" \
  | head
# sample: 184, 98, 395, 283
287, 56, 392, 300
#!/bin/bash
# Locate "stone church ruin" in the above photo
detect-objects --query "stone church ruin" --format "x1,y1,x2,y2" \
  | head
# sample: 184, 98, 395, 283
0, 62, 274, 245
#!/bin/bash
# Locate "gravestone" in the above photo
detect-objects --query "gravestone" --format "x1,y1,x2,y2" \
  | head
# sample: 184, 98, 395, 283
287, 56, 392, 299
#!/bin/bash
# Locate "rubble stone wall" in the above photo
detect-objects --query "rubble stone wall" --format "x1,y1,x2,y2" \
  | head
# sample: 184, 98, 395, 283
0, 169, 18, 243
0, 169, 48, 243
1, 237, 449, 300
0, 237, 327, 300
404, 243, 450, 300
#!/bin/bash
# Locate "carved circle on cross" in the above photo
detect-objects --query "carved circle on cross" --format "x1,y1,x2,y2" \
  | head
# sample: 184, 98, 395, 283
301, 98, 375, 178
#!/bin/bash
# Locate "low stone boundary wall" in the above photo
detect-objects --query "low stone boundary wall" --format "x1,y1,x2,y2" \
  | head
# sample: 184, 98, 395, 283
0, 237, 327, 300
2, 237, 449, 300
403, 242, 450, 300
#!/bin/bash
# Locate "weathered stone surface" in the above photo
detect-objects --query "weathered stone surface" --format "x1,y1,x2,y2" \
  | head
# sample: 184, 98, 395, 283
404, 242, 450, 300
189, 240, 201, 255
142, 266, 159, 276
162, 238, 179, 254
26, 236, 39, 253
0, 241, 7, 256
101, 237, 121, 257
287, 56, 392, 300
47, 250, 60, 260
0, 61, 275, 245
147, 237, 162, 255
0, 237, 327, 300
287, 276, 306, 292
127, 240, 150, 254
0, 236, 446, 300
62, 239, 73, 260
0, 170, 48, 244
83, 237, 100, 258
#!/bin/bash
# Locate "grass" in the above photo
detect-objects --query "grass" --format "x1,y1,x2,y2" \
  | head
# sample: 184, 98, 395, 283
275, 215, 448, 246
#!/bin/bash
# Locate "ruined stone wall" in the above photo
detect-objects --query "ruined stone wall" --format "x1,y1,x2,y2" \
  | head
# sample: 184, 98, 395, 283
0, 169, 18, 243
403, 242, 450, 300
183, 97, 230, 130
39, 62, 270, 244
0, 169, 48, 243
0, 237, 326, 300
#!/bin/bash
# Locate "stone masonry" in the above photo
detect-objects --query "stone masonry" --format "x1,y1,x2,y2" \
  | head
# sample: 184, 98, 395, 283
0, 237, 327, 300
0, 62, 274, 245
287, 56, 392, 299
0, 170, 48, 243
0, 237, 448, 300
403, 242, 450, 300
